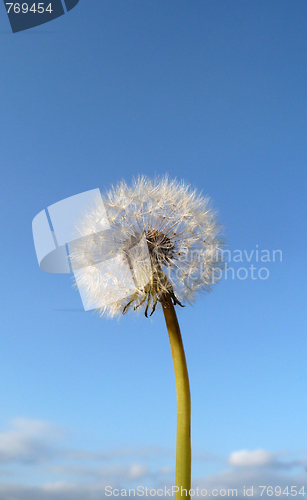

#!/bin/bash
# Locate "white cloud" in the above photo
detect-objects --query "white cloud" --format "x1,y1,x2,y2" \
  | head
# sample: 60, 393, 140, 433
228, 449, 276, 467
64, 445, 170, 462
0, 418, 64, 464
158, 465, 172, 475
0, 417, 175, 487
48, 463, 151, 481
128, 463, 149, 480
227, 448, 307, 470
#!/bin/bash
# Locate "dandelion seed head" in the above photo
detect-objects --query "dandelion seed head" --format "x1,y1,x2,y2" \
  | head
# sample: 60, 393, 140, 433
69, 176, 224, 318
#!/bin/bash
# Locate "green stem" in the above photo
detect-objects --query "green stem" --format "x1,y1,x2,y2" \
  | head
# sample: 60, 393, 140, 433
163, 295, 191, 500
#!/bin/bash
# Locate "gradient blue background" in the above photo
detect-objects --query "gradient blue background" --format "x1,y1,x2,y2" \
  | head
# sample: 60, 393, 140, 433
0, 1, 307, 498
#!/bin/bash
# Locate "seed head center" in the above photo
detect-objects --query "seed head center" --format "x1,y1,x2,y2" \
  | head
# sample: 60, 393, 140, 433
145, 229, 174, 264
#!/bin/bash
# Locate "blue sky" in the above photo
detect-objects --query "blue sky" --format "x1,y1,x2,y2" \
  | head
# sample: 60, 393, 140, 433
1, 1, 307, 499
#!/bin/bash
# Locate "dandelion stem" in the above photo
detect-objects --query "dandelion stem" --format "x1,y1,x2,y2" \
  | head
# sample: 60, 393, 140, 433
163, 295, 191, 500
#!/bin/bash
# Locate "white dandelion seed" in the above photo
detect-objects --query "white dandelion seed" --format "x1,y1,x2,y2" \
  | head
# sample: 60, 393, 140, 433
69, 176, 224, 318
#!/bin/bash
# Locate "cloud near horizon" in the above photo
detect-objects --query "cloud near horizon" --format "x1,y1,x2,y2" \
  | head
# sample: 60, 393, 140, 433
0, 418, 64, 464
0, 418, 307, 500
228, 448, 307, 470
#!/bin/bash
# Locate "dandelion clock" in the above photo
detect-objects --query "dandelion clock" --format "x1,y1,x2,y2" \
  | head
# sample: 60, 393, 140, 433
32, 176, 224, 500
